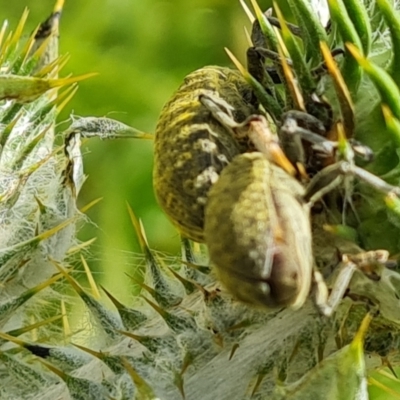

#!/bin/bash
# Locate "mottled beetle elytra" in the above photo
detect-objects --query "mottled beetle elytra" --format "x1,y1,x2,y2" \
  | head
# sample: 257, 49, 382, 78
153, 66, 259, 243
204, 149, 313, 309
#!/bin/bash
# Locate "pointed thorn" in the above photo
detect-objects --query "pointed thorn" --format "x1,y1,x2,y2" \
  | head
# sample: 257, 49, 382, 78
10, 8, 29, 48
67, 237, 97, 254
7, 315, 62, 339
56, 84, 79, 114
72, 342, 102, 359
0, 331, 26, 347
101, 285, 124, 309
121, 357, 157, 398
243, 26, 253, 47
53, 0, 65, 13
126, 273, 156, 297
381, 356, 398, 378
239, 0, 255, 22
50, 259, 83, 295
81, 255, 101, 299
250, 372, 265, 398
229, 343, 240, 360
351, 312, 372, 351
225, 47, 247, 76
79, 197, 103, 213
37, 358, 67, 380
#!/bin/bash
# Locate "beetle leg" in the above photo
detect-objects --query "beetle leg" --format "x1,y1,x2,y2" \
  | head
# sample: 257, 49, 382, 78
200, 97, 298, 175
281, 111, 327, 143
313, 259, 357, 317
244, 115, 297, 175
280, 112, 374, 162
304, 161, 400, 207
351, 164, 400, 195
280, 111, 353, 160
314, 250, 391, 316
199, 93, 254, 150
199, 94, 239, 129
279, 110, 328, 167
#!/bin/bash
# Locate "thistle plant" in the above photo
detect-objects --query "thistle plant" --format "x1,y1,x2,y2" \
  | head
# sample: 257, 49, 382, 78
1, 1, 400, 400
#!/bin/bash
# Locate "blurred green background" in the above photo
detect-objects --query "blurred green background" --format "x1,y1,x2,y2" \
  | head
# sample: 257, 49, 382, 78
1, 0, 275, 301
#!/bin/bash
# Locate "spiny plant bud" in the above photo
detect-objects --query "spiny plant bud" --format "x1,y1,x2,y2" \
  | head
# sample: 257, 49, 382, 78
153, 66, 258, 242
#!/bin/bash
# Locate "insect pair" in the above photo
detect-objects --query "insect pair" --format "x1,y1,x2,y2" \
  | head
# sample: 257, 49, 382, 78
153, 5, 399, 315
153, 63, 396, 315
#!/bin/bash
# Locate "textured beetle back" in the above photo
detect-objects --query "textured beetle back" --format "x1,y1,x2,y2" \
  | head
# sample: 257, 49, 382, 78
205, 152, 313, 309
153, 66, 258, 242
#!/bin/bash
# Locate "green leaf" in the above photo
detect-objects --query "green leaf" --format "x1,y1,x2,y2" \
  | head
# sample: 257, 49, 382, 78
376, 0, 400, 88
347, 43, 400, 120
272, 314, 371, 400
328, 0, 363, 93
285, 0, 328, 64
342, 0, 371, 55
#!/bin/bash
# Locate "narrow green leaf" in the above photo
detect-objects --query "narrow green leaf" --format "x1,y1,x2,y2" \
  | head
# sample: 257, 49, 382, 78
376, 0, 400, 88
274, 3, 315, 98
225, 48, 283, 121
369, 370, 400, 399
328, 0, 363, 93
320, 41, 355, 136
323, 224, 358, 242
385, 192, 400, 217
250, 0, 278, 52
347, 43, 400, 120
382, 104, 400, 148
342, 0, 371, 55
285, 0, 328, 63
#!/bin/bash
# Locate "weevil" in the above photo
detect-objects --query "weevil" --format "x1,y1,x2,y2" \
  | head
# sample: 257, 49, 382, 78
153, 66, 259, 242
203, 112, 398, 315
204, 149, 312, 309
